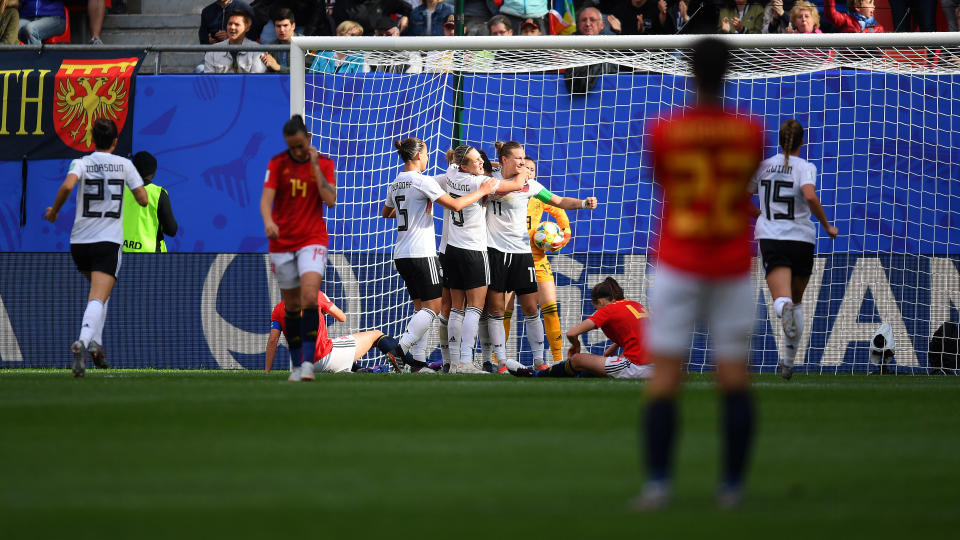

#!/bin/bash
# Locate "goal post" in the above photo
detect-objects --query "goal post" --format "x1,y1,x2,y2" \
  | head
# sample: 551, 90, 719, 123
289, 33, 960, 374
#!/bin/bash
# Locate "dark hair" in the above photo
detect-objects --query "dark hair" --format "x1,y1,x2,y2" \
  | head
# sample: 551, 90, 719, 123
226, 9, 253, 27
692, 37, 729, 98
477, 149, 493, 175
779, 119, 804, 167
591, 277, 624, 303
272, 7, 295, 24
132, 151, 158, 179
494, 140, 522, 160
91, 118, 118, 150
486, 14, 512, 31
283, 114, 308, 137
394, 137, 426, 162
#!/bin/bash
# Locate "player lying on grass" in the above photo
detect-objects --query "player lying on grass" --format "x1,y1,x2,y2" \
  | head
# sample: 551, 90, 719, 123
509, 277, 652, 379
267, 290, 425, 380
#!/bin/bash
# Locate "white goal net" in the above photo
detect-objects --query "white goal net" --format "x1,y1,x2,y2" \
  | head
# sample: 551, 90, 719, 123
290, 34, 960, 374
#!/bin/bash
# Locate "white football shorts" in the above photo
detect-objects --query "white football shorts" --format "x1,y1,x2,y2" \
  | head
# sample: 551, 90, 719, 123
314, 336, 356, 373
647, 263, 754, 361
270, 244, 328, 290
604, 356, 654, 379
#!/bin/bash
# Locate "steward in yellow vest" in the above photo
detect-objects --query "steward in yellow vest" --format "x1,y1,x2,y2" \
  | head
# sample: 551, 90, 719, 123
123, 151, 178, 252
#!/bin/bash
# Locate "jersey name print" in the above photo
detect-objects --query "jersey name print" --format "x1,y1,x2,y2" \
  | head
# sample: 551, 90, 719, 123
444, 169, 497, 252
70, 151, 144, 245
650, 106, 763, 277
749, 154, 818, 244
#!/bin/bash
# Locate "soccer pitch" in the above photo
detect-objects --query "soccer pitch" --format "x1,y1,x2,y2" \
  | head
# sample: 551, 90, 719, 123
1, 372, 957, 540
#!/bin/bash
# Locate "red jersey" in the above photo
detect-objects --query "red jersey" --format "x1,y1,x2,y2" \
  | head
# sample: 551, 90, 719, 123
650, 105, 763, 277
269, 291, 336, 359
588, 299, 649, 365
264, 150, 336, 252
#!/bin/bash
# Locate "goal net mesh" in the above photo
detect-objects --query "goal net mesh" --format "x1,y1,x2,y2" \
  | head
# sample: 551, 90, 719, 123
297, 41, 960, 374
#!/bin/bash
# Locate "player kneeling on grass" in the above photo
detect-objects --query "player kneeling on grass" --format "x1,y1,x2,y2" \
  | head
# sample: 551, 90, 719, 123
267, 290, 408, 380
509, 277, 652, 379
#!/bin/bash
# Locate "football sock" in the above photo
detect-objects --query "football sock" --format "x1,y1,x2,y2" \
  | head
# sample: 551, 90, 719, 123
541, 301, 563, 364
785, 304, 803, 366
93, 299, 108, 345
448, 309, 464, 367
503, 309, 513, 341
375, 334, 400, 356
301, 307, 319, 365
78, 299, 104, 348
487, 314, 507, 366
535, 359, 578, 377
478, 313, 493, 363
438, 314, 450, 366
721, 391, 755, 489
411, 331, 428, 364
524, 312, 546, 366
773, 296, 792, 317
459, 306, 483, 366
283, 309, 302, 365
399, 307, 437, 352
644, 398, 677, 484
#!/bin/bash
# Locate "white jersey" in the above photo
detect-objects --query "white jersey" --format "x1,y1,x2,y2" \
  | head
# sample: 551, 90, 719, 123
486, 171, 548, 253
444, 168, 497, 252
385, 171, 446, 258
436, 167, 453, 254
749, 154, 817, 244
68, 152, 144, 245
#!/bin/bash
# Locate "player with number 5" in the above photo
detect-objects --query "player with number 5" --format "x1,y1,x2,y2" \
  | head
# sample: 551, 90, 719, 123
260, 114, 337, 382
44, 118, 149, 377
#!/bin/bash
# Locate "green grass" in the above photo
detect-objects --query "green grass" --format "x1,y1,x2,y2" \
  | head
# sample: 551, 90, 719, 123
1, 371, 958, 539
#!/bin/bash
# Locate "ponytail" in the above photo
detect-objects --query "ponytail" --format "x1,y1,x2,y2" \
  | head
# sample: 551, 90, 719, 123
394, 137, 426, 163
283, 114, 308, 137
591, 277, 624, 303
778, 119, 804, 167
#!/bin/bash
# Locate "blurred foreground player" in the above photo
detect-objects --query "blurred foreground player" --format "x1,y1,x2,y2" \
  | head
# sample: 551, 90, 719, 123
639, 37, 764, 509
44, 118, 148, 377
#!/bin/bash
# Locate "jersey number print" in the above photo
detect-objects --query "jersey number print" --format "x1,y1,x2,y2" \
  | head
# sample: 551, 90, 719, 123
759, 179, 795, 220
662, 150, 755, 238
83, 178, 124, 219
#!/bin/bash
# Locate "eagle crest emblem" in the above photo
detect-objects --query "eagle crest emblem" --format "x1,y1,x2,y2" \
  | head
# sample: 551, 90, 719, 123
53, 58, 138, 151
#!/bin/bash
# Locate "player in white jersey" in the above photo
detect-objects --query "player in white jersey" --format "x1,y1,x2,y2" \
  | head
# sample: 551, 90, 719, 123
441, 144, 525, 373
749, 119, 838, 380
483, 141, 598, 371
43, 118, 148, 377
382, 137, 496, 371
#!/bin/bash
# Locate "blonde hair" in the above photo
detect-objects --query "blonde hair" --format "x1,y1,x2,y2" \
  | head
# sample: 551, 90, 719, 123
778, 119, 804, 167
337, 20, 364, 36
789, 1, 820, 30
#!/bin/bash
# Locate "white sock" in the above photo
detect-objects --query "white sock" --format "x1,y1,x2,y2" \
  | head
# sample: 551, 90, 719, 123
448, 309, 464, 367
78, 299, 104, 348
525, 312, 546, 366
460, 306, 483, 366
399, 308, 437, 352
774, 296, 792, 317
93, 298, 108, 345
438, 315, 450, 366
478, 313, 493, 363
487, 314, 507, 365
411, 331, 428, 363
785, 303, 803, 365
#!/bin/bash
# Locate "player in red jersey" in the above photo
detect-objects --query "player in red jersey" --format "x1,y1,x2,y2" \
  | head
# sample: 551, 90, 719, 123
265, 291, 407, 375
260, 114, 337, 381
637, 37, 764, 510
508, 278, 652, 379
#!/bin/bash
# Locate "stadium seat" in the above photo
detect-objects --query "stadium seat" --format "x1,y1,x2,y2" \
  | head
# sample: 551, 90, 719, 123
43, 6, 72, 44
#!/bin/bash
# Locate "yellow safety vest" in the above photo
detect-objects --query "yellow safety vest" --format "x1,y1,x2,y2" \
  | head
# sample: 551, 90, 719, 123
122, 183, 167, 253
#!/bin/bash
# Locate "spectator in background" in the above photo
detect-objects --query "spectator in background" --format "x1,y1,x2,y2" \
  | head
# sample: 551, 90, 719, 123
762, 0, 789, 33
367, 16, 422, 72
887, 0, 933, 31
18, 0, 65, 44
566, 6, 622, 94
497, 0, 547, 34
575, 6, 607, 35
261, 7, 295, 72
200, 0, 254, 44
405, 0, 453, 36
333, 0, 411, 35
718, 0, 764, 33
942, 0, 958, 32
1, 0, 19, 45
123, 151, 178, 254
823, 0, 884, 33
309, 19, 365, 73
519, 17, 541, 35
65, 0, 108, 44
461, 0, 493, 35
203, 9, 267, 73
787, 0, 820, 32
254, 1, 334, 41
486, 13, 513, 35
609, 0, 675, 35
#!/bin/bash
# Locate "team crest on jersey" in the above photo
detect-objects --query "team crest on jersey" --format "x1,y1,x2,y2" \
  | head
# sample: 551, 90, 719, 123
53, 57, 138, 151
